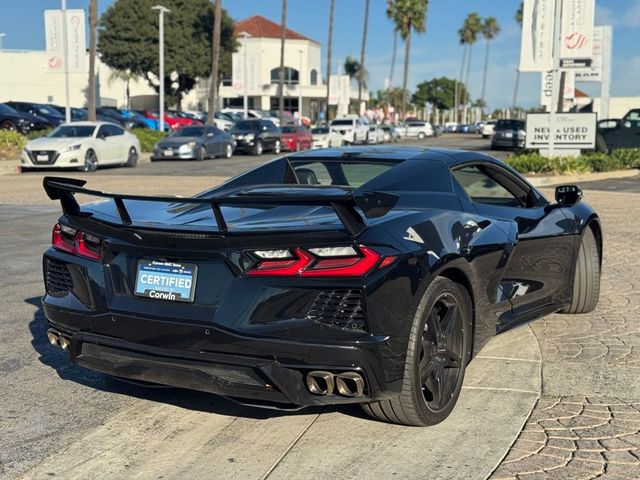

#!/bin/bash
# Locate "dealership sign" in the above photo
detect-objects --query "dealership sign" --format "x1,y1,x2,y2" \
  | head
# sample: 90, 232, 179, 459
231, 53, 261, 94
519, 0, 556, 72
559, 0, 595, 68
575, 25, 610, 82
44, 9, 86, 72
525, 113, 596, 149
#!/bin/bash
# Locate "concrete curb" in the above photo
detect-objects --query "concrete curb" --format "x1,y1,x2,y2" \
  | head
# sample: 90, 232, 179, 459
0, 152, 152, 176
526, 168, 639, 187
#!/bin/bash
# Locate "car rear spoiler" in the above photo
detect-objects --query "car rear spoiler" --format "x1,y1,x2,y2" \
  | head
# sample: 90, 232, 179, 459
43, 176, 398, 236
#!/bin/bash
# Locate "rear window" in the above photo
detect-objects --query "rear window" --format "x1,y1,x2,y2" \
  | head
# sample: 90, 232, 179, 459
496, 120, 524, 130
330, 119, 354, 126
291, 161, 394, 188
280, 126, 296, 133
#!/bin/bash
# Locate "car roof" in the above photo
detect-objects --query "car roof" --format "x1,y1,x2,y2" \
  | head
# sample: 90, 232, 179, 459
59, 121, 118, 127
284, 146, 497, 166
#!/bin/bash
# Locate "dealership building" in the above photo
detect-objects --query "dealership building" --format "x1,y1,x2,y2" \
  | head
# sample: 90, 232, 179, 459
0, 14, 362, 122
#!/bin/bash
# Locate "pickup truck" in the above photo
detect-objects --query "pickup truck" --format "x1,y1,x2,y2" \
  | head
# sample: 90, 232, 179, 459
329, 117, 369, 144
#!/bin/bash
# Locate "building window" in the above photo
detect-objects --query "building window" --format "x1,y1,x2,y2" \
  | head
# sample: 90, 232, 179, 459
270, 67, 299, 85
310, 69, 318, 85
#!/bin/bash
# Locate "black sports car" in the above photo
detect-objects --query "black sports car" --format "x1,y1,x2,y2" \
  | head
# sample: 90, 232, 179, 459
41, 147, 602, 426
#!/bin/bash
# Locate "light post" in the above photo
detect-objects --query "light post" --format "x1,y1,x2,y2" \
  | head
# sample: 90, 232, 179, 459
61, 0, 71, 123
152, 5, 170, 132
298, 49, 303, 122
240, 32, 250, 119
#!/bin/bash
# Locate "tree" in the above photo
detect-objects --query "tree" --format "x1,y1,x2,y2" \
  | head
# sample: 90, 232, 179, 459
108, 69, 136, 108
325, 0, 335, 121
386, 0, 429, 116
343, 56, 367, 88
412, 77, 467, 111
99, 0, 236, 108
278, 0, 287, 122
480, 16, 500, 109
206, 0, 222, 125
389, 29, 397, 88
358, 0, 370, 108
512, 2, 523, 110
456, 12, 482, 120
87, 0, 98, 120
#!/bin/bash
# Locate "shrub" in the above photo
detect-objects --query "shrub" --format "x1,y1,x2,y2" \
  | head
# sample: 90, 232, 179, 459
611, 148, 640, 169
506, 148, 640, 175
25, 128, 53, 140
0, 130, 27, 160
133, 128, 166, 152
583, 152, 624, 172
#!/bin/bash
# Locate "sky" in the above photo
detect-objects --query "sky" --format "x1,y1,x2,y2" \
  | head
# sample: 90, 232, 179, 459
1, 0, 639, 111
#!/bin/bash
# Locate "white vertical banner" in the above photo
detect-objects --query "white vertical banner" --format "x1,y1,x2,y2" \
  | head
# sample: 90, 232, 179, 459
540, 70, 554, 108
575, 25, 606, 82
563, 71, 575, 99
559, 0, 595, 68
231, 53, 261, 94
519, 0, 556, 72
328, 76, 339, 105
45, 9, 86, 72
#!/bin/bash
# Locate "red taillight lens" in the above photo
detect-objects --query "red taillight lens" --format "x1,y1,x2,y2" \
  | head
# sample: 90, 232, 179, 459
51, 223, 102, 261
52, 223, 76, 254
247, 245, 386, 277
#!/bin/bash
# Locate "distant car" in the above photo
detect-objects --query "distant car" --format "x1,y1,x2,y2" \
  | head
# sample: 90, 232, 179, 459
310, 127, 343, 148
0, 103, 52, 133
482, 120, 496, 139
140, 111, 181, 131
432, 124, 444, 137
98, 107, 147, 130
458, 124, 470, 133
222, 108, 280, 127
491, 119, 526, 150
596, 109, 640, 152
401, 120, 434, 139
379, 124, 399, 143
329, 117, 368, 144
46, 104, 87, 122
367, 125, 385, 144
21, 122, 140, 172
5, 101, 65, 126
230, 119, 281, 155
152, 125, 234, 161
280, 124, 312, 151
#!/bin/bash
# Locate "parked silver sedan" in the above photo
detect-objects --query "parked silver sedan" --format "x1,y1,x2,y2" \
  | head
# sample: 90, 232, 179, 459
152, 125, 235, 161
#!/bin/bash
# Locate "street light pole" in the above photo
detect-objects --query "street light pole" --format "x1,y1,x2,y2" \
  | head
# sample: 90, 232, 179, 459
298, 49, 303, 123
61, 0, 71, 123
152, 5, 170, 132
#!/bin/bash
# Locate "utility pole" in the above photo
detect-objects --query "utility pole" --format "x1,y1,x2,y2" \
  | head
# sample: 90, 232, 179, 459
61, 0, 71, 123
240, 32, 250, 119
298, 49, 303, 122
548, 0, 563, 158
152, 5, 170, 132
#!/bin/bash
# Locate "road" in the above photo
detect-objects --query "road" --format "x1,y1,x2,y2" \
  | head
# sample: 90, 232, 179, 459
2, 134, 639, 479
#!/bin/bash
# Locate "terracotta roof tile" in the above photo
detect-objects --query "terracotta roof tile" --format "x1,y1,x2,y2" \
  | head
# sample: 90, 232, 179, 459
235, 15, 319, 43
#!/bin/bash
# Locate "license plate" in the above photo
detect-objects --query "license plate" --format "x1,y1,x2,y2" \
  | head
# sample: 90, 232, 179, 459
164, 149, 173, 156
37, 154, 49, 161
504, 132, 513, 138
134, 260, 197, 303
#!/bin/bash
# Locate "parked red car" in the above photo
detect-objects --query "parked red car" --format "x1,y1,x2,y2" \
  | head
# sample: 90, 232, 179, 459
280, 124, 312, 151
141, 111, 181, 131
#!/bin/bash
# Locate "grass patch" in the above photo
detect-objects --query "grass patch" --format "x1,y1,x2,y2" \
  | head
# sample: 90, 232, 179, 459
0, 130, 28, 161
133, 129, 166, 152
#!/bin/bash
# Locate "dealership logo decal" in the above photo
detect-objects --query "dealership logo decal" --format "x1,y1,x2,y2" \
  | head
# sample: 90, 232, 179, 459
564, 32, 586, 50
48, 56, 63, 70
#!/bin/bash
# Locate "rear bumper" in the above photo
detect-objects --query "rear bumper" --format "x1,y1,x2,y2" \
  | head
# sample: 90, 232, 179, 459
43, 302, 398, 409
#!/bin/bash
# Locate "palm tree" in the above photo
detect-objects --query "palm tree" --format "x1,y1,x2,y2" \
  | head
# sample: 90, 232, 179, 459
108, 69, 136, 109
512, 2, 523, 110
388, 29, 397, 88
343, 56, 364, 84
386, 0, 429, 117
87, 0, 98, 120
457, 13, 482, 122
325, 0, 335, 121
206, 0, 222, 126
278, 0, 287, 123
358, 0, 370, 109
480, 16, 500, 109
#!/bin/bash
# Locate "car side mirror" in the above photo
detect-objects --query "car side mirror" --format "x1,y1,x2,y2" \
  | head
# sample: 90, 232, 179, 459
555, 185, 582, 206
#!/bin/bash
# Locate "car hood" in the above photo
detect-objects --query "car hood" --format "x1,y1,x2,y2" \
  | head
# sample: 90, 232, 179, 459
26, 137, 89, 150
157, 137, 201, 148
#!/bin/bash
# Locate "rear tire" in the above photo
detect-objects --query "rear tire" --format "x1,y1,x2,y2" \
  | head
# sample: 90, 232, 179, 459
362, 277, 472, 426
564, 227, 601, 314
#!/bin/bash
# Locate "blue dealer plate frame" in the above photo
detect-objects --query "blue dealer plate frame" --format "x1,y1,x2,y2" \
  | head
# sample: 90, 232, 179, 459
134, 260, 198, 303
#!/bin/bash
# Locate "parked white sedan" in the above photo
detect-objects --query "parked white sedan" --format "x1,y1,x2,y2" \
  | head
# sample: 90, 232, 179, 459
311, 127, 343, 148
22, 122, 141, 172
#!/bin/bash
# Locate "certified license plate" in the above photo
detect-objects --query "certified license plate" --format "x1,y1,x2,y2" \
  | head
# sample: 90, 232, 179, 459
163, 149, 173, 156
37, 154, 49, 161
134, 260, 197, 302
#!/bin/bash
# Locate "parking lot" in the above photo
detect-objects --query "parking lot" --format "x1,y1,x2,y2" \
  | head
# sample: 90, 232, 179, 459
2, 135, 639, 479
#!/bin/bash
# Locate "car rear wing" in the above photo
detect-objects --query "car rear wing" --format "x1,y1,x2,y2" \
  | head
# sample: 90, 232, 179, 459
43, 176, 398, 236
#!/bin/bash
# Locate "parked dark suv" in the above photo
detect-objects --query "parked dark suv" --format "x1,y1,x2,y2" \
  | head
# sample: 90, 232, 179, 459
230, 119, 281, 155
5, 101, 65, 126
491, 119, 526, 150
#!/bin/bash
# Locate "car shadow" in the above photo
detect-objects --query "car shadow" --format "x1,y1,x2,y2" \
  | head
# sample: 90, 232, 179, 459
26, 295, 361, 421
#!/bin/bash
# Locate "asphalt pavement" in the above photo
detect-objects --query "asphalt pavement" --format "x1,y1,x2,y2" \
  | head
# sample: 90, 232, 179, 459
2, 134, 639, 479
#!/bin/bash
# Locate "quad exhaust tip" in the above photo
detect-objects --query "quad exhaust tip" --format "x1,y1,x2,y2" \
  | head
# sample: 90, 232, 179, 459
59, 336, 70, 350
47, 329, 59, 346
306, 371, 365, 397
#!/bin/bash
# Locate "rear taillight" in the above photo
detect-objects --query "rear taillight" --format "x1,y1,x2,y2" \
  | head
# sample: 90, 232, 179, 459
247, 245, 394, 277
51, 223, 102, 261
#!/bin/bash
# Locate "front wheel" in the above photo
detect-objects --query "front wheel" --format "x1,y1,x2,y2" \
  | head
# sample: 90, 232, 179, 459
253, 140, 263, 155
417, 132, 426, 140
81, 149, 98, 172
125, 147, 138, 167
224, 143, 233, 159
563, 227, 601, 314
273, 140, 281, 154
362, 277, 472, 426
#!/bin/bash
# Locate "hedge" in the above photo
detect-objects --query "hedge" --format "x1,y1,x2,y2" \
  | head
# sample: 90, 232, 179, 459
133, 128, 166, 152
506, 148, 640, 175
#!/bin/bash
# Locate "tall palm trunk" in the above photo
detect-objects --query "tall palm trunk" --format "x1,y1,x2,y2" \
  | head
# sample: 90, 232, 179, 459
357, 0, 370, 109
325, 0, 334, 122
455, 45, 467, 123
278, 0, 287, 122
87, 0, 98, 120
401, 29, 411, 117
480, 38, 490, 109
206, 0, 222, 125
463, 44, 473, 122
389, 30, 397, 88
